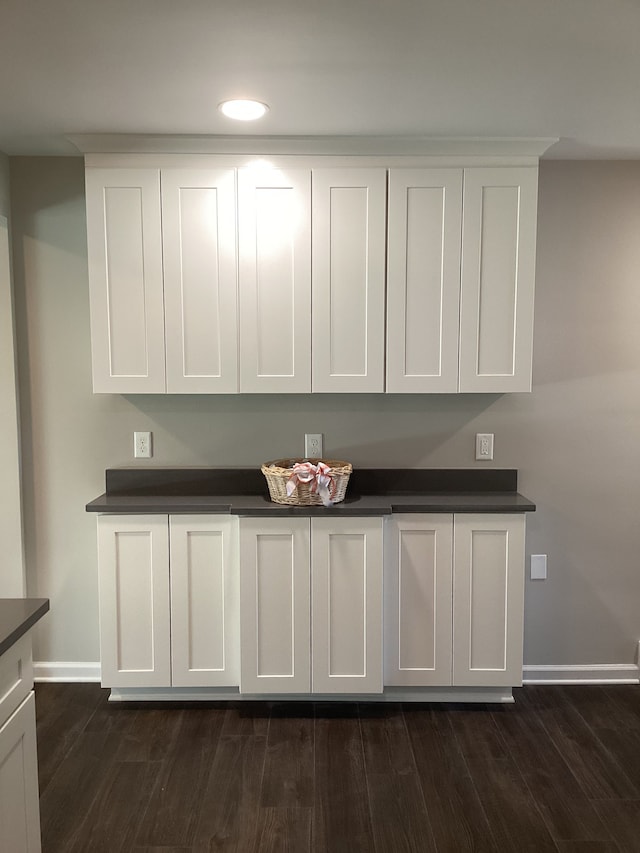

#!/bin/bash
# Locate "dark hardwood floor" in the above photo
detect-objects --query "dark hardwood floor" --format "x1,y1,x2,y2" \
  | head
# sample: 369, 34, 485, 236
34, 683, 640, 852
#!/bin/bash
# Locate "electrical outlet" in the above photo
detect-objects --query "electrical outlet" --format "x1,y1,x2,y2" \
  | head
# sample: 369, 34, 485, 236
475, 433, 494, 461
134, 431, 152, 459
304, 433, 323, 458
530, 554, 547, 580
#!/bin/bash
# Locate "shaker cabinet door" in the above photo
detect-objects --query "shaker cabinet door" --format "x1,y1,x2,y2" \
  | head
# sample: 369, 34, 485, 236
97, 515, 171, 688
312, 169, 386, 392
452, 514, 525, 686
238, 168, 312, 393
311, 517, 383, 693
162, 169, 238, 393
459, 167, 538, 392
384, 514, 454, 686
239, 517, 311, 693
86, 168, 166, 393
170, 516, 239, 687
386, 169, 463, 393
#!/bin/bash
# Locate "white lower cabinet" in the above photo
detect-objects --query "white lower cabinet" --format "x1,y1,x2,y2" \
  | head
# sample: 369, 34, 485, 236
0, 693, 41, 853
97, 511, 525, 697
169, 516, 239, 687
0, 634, 41, 853
97, 515, 238, 689
385, 513, 525, 688
239, 516, 384, 694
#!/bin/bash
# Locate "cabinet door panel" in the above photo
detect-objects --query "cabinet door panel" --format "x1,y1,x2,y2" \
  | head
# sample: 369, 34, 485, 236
311, 518, 383, 693
0, 635, 33, 726
170, 516, 239, 687
86, 168, 166, 393
162, 169, 238, 393
384, 515, 453, 686
453, 514, 525, 686
238, 168, 311, 392
312, 169, 386, 392
0, 693, 41, 853
387, 169, 462, 393
97, 515, 170, 688
459, 167, 538, 392
239, 518, 311, 693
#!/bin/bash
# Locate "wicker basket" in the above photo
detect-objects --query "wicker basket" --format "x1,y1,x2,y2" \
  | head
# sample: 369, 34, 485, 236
261, 458, 353, 506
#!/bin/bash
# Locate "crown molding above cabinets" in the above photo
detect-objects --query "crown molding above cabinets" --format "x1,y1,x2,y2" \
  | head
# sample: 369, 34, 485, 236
84, 150, 541, 394
73, 134, 558, 159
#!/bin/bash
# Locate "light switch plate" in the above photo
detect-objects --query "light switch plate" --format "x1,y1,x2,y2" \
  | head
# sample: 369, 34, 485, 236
531, 554, 547, 580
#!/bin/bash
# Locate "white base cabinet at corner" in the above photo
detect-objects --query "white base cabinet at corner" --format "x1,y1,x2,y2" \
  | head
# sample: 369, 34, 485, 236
0, 635, 42, 853
97, 515, 239, 689
239, 516, 383, 694
384, 514, 525, 688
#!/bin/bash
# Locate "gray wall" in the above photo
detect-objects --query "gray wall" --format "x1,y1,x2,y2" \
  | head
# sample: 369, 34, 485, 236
9, 156, 640, 666
0, 153, 10, 216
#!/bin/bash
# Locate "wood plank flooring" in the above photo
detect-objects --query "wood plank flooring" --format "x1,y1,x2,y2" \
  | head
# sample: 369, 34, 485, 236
35, 684, 640, 852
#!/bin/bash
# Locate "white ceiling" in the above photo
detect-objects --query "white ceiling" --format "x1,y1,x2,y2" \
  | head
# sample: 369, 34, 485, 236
1, 0, 639, 158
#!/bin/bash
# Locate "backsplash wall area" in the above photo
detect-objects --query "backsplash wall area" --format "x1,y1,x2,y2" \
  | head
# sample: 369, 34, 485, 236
9, 157, 640, 674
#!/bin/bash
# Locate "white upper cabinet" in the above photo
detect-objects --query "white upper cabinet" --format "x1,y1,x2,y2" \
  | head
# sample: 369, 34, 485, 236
386, 169, 463, 393
162, 169, 238, 393
86, 168, 166, 393
459, 167, 538, 392
238, 167, 312, 393
85, 155, 541, 395
312, 169, 387, 392
387, 165, 538, 393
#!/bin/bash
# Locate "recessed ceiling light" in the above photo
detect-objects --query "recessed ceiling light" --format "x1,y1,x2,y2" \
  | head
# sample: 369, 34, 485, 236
218, 99, 269, 121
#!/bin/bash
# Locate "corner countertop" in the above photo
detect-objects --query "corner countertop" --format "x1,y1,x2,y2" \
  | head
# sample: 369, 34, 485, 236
0, 598, 50, 658
85, 467, 536, 516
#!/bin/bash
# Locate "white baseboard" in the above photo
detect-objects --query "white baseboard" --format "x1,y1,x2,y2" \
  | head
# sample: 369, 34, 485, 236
33, 661, 640, 687
34, 661, 101, 682
523, 663, 640, 685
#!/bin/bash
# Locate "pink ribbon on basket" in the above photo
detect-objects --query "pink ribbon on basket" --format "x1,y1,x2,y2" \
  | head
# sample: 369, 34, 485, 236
286, 461, 337, 507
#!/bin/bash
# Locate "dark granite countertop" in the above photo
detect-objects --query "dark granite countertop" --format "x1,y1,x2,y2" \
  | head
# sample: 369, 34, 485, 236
86, 468, 536, 516
0, 598, 49, 658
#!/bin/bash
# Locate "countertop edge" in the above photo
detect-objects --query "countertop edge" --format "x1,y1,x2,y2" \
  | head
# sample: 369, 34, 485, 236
0, 598, 50, 658
86, 493, 536, 515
